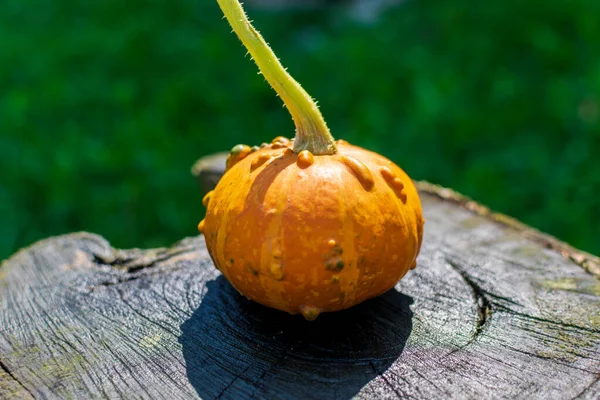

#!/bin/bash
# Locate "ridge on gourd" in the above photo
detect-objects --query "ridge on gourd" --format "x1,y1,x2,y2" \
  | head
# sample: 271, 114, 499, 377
199, 0, 424, 320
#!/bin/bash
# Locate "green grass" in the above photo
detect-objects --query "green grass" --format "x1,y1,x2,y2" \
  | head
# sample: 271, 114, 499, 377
1, 0, 599, 259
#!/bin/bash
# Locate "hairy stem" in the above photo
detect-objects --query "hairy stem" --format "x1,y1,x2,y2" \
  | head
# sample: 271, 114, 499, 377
216, 0, 337, 155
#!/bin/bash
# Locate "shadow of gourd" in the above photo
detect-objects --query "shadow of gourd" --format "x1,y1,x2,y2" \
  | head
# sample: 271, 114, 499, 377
179, 276, 413, 399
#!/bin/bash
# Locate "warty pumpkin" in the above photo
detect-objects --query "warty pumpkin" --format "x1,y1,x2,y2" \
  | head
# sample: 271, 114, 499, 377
199, 0, 424, 320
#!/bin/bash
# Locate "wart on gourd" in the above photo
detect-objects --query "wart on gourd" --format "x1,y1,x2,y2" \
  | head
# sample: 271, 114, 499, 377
199, 0, 425, 321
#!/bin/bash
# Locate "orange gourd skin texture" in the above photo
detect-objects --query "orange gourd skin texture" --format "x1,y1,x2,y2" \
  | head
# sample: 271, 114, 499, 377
200, 137, 424, 320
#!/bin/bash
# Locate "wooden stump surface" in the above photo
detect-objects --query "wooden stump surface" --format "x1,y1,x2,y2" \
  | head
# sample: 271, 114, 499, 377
1, 155, 599, 399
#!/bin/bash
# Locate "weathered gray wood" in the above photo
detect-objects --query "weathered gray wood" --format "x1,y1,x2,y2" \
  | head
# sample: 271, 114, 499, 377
2, 164, 600, 399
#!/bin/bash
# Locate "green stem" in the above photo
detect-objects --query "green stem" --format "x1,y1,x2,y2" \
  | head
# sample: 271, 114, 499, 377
216, 0, 337, 155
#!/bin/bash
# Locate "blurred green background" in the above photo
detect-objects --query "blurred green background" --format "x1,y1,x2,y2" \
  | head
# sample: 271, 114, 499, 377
1, 0, 599, 260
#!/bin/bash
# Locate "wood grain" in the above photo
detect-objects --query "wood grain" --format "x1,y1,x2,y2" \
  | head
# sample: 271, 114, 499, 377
1, 157, 599, 399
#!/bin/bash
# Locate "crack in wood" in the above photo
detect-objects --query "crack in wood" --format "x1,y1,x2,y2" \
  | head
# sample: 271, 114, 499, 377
502, 344, 599, 372
0, 358, 35, 398
446, 260, 492, 342
493, 304, 600, 334
369, 361, 404, 399
572, 374, 600, 399
89, 245, 196, 287
248, 343, 294, 399
98, 275, 143, 287
215, 365, 251, 399
94, 264, 185, 288
92, 246, 195, 273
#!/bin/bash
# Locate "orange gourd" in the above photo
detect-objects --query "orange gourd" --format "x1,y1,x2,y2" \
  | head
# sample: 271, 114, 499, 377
199, 0, 424, 320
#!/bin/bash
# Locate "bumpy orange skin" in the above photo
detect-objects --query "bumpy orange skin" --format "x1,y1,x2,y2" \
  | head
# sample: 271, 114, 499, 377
201, 138, 424, 320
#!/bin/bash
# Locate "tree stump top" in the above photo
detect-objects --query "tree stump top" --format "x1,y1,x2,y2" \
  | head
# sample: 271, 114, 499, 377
1, 162, 600, 399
